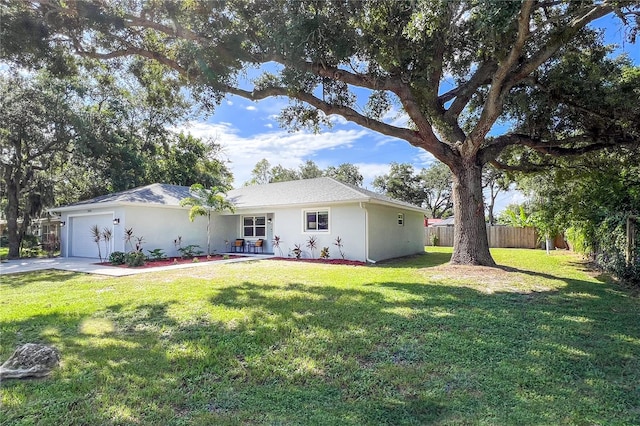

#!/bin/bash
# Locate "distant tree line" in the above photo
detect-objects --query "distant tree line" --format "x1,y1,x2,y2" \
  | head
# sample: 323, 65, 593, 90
245, 159, 364, 187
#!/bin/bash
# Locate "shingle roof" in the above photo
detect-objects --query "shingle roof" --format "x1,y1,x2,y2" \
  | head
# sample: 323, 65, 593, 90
59, 183, 192, 208
54, 178, 425, 213
227, 177, 424, 212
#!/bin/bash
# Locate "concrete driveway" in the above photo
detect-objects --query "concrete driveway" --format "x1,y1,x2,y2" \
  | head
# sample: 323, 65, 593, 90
1, 257, 137, 276
0, 255, 271, 277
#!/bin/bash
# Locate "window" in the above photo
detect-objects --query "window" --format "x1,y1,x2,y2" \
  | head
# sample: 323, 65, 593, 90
397, 213, 405, 226
243, 216, 266, 237
305, 210, 329, 232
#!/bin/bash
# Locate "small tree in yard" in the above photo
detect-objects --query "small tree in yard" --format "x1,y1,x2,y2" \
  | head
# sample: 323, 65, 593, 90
90, 225, 103, 262
90, 225, 114, 262
181, 184, 235, 256
102, 227, 112, 260
334, 237, 346, 260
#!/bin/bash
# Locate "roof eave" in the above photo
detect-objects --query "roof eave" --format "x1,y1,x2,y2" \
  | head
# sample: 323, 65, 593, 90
367, 198, 427, 214
49, 201, 190, 214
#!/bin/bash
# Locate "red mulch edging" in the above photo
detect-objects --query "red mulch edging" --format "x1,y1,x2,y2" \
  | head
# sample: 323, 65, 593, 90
97, 255, 366, 269
269, 257, 366, 266
98, 254, 241, 269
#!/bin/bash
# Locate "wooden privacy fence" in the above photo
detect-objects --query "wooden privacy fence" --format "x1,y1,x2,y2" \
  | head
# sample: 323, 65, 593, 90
425, 226, 538, 249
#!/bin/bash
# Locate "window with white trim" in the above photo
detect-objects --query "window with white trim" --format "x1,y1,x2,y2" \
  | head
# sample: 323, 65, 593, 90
243, 216, 266, 237
304, 209, 329, 232
397, 213, 405, 226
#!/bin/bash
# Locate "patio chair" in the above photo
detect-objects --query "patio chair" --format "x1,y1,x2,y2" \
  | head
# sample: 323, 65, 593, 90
231, 239, 245, 253
254, 239, 264, 254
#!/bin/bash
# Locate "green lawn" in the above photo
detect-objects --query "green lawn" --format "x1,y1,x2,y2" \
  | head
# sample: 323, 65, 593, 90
1, 248, 639, 425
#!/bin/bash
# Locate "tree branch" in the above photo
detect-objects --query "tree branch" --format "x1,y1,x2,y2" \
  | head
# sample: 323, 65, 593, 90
275, 60, 455, 163
468, 0, 535, 147
490, 159, 547, 173
469, 2, 622, 153
480, 132, 637, 164
440, 60, 498, 122
73, 44, 188, 75
512, 3, 616, 81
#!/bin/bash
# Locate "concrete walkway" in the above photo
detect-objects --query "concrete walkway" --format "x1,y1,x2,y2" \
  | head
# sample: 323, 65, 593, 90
0, 254, 274, 277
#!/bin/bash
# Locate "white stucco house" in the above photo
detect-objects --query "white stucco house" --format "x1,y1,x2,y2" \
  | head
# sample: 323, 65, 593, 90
50, 177, 427, 262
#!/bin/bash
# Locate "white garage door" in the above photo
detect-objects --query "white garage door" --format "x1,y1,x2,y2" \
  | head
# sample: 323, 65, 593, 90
70, 214, 113, 258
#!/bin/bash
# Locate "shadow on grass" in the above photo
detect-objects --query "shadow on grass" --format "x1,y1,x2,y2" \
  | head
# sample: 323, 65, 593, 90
0, 270, 82, 287
376, 251, 452, 269
2, 273, 639, 424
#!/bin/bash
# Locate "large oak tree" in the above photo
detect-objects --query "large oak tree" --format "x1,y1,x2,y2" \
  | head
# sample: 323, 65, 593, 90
6, 0, 640, 265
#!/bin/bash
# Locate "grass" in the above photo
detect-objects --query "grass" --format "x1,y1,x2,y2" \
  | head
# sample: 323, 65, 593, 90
1, 247, 639, 425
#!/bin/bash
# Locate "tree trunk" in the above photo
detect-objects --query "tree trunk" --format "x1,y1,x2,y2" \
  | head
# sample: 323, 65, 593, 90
6, 179, 21, 259
487, 186, 497, 226
206, 211, 211, 256
450, 162, 496, 266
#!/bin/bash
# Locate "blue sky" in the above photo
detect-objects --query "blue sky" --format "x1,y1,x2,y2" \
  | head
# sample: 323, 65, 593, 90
177, 15, 639, 214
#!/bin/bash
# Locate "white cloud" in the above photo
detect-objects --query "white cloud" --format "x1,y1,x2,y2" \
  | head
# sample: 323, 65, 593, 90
226, 100, 233, 106
416, 151, 437, 166
382, 106, 410, 128
246, 105, 257, 111
175, 121, 369, 187
265, 123, 273, 128
488, 187, 527, 215
354, 163, 391, 189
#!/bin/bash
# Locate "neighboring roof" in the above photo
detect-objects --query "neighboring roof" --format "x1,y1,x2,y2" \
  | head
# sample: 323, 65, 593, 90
51, 178, 426, 213
430, 217, 455, 226
52, 184, 192, 212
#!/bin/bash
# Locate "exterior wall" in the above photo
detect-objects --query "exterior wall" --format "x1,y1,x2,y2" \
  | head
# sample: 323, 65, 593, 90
122, 206, 208, 257
211, 210, 275, 254
366, 204, 425, 261
224, 204, 367, 261
211, 215, 240, 253
61, 205, 208, 258
60, 202, 425, 262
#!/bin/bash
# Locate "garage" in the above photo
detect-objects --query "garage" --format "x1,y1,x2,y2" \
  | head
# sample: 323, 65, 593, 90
69, 214, 113, 258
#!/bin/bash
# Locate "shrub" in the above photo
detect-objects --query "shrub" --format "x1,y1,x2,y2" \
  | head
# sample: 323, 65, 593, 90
21, 235, 41, 258
306, 236, 318, 258
292, 244, 302, 259
125, 252, 146, 267
576, 214, 640, 287
320, 247, 330, 259
565, 226, 590, 254
147, 248, 166, 261
178, 244, 203, 258
109, 251, 126, 265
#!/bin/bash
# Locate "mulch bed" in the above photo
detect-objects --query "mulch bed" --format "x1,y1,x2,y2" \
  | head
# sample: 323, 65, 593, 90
270, 257, 366, 266
98, 254, 242, 269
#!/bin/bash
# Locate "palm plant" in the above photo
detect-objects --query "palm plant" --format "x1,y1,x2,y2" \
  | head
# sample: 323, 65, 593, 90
273, 235, 283, 257
90, 225, 102, 262
306, 235, 318, 259
102, 227, 112, 259
180, 184, 235, 256
124, 228, 135, 252
334, 236, 346, 259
